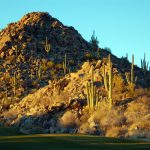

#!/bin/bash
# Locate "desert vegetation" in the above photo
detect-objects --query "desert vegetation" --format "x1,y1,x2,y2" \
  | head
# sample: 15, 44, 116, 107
0, 12, 149, 142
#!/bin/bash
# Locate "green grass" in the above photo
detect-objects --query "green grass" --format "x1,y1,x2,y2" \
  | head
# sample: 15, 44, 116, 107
0, 127, 22, 136
0, 127, 149, 150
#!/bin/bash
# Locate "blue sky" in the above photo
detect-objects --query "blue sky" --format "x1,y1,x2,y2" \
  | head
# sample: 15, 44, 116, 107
0, 0, 150, 66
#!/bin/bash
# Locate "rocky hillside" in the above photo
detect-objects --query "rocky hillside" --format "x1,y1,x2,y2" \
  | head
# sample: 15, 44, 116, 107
0, 12, 150, 138
0, 12, 149, 102
1, 60, 150, 137
0, 12, 93, 103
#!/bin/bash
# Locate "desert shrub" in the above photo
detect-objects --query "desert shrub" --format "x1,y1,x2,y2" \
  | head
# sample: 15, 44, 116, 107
127, 121, 150, 138
84, 52, 94, 60
39, 96, 51, 108
79, 110, 101, 135
30, 126, 43, 134
79, 107, 90, 122
47, 61, 55, 68
55, 63, 62, 70
50, 91, 70, 105
106, 126, 128, 138
50, 69, 58, 79
104, 47, 111, 53
99, 108, 126, 130
1, 98, 11, 110
40, 59, 55, 71
2, 108, 19, 118
69, 60, 75, 66
78, 122, 94, 134
79, 101, 127, 136
133, 88, 150, 98
41, 58, 47, 64
60, 111, 79, 128
113, 74, 126, 92
121, 94, 150, 138
125, 97, 149, 124
129, 121, 150, 131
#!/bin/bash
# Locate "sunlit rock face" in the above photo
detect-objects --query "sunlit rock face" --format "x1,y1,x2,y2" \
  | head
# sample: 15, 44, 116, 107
1, 60, 150, 138
0, 12, 91, 101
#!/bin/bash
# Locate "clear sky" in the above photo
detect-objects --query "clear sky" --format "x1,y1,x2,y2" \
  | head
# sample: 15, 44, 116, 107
0, 0, 150, 66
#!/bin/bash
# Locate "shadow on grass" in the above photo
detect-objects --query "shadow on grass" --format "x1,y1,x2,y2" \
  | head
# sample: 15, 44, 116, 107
0, 133, 150, 150
0, 127, 23, 136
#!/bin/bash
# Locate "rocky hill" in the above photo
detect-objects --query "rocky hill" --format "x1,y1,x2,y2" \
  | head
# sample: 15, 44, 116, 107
0, 12, 150, 138
1, 61, 150, 137
0, 12, 93, 103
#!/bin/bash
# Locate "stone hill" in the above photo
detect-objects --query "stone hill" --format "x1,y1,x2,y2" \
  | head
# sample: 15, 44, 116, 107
0, 12, 149, 104
0, 12, 92, 102
0, 12, 150, 138
1, 61, 149, 137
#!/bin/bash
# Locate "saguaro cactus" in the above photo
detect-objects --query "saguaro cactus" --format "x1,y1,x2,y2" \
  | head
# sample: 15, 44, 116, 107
44, 36, 51, 53
13, 45, 19, 57
38, 62, 42, 80
102, 64, 108, 91
108, 54, 113, 108
141, 53, 149, 72
126, 53, 128, 60
17, 68, 21, 80
86, 67, 100, 111
5, 87, 8, 98
63, 53, 67, 74
131, 54, 134, 85
102, 54, 113, 108
125, 54, 136, 92
13, 71, 16, 96
97, 47, 101, 58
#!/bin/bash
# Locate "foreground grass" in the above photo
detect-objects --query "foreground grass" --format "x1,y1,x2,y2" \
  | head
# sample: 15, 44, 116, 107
0, 127, 149, 150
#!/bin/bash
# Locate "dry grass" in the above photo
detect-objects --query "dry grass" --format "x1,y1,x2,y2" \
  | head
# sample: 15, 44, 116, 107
77, 93, 150, 138
60, 111, 80, 128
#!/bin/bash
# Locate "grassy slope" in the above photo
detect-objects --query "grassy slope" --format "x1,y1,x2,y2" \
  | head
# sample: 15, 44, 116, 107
0, 127, 149, 150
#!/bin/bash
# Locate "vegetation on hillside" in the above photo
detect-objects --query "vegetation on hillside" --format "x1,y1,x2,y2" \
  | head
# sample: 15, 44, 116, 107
0, 12, 149, 139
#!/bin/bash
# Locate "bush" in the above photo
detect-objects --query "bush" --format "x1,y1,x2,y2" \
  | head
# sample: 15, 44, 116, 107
78, 122, 92, 134
47, 61, 55, 68
60, 111, 79, 128
106, 126, 127, 138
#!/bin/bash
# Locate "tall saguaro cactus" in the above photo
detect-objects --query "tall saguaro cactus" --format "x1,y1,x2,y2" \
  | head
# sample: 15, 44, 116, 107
125, 54, 136, 92
63, 53, 67, 74
86, 68, 100, 111
131, 54, 134, 85
38, 62, 42, 80
44, 36, 51, 53
141, 53, 149, 72
108, 54, 113, 108
126, 53, 128, 60
13, 71, 16, 96
30, 69, 33, 79
14, 45, 19, 58
12, 45, 19, 58
5, 87, 8, 99
102, 64, 108, 91
102, 54, 113, 108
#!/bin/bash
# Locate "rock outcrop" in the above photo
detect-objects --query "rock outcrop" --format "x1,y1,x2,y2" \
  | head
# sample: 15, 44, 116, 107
1, 61, 149, 138
0, 12, 92, 102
